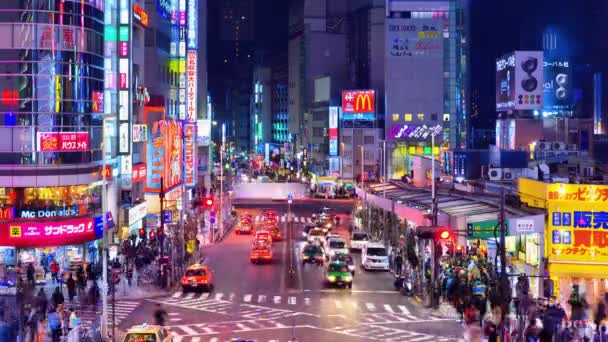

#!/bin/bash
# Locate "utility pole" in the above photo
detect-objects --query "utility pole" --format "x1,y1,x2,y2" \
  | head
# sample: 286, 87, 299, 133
101, 141, 108, 339
499, 186, 508, 340
430, 133, 439, 308
159, 177, 165, 258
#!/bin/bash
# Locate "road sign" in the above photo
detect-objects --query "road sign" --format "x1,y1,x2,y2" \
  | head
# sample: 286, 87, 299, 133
210, 211, 216, 224
163, 210, 173, 223
287, 193, 293, 204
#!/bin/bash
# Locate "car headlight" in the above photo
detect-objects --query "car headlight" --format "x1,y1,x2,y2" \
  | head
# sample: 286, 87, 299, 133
329, 250, 336, 256
343, 275, 352, 282
327, 275, 336, 282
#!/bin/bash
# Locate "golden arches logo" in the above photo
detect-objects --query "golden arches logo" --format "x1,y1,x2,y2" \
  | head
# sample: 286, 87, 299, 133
355, 94, 372, 112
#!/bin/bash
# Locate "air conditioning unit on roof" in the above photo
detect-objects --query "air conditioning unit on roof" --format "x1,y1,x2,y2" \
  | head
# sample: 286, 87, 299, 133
488, 168, 502, 181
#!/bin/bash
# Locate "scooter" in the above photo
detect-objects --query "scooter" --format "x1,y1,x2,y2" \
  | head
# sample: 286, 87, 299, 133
393, 275, 413, 296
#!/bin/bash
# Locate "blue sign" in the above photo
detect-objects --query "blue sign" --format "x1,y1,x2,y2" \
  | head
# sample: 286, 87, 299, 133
163, 210, 173, 223
94, 212, 115, 238
156, 0, 171, 20
466, 223, 474, 237
552, 230, 561, 244
552, 212, 561, 226
288, 194, 293, 201
187, 0, 197, 49
341, 113, 375, 121
562, 212, 571, 227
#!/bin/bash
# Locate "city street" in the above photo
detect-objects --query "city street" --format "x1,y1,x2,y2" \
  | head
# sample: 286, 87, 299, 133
117, 200, 462, 341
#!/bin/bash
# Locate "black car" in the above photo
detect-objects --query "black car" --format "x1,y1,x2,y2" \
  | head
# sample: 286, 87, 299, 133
302, 243, 325, 265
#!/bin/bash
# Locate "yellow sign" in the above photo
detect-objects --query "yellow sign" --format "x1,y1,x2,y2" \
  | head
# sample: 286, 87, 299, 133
186, 240, 195, 254
546, 183, 608, 263
9, 225, 21, 238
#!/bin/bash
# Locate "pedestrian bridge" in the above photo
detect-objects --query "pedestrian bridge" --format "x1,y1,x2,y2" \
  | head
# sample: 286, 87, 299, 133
233, 182, 307, 200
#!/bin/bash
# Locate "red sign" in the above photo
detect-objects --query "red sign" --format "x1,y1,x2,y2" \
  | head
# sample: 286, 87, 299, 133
119, 73, 128, 89
1, 90, 18, 106
342, 90, 375, 113
1, 218, 96, 247
37, 132, 89, 152
133, 4, 149, 27
132, 163, 147, 183
183, 123, 196, 188
0, 207, 15, 220
99, 166, 112, 180
92, 91, 104, 113
119, 42, 129, 57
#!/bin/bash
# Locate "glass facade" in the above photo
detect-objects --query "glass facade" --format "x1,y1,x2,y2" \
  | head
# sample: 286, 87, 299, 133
0, 0, 105, 165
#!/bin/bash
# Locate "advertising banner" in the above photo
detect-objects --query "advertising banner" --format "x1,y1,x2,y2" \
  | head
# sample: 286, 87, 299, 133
186, 51, 197, 122
145, 120, 183, 192
514, 51, 543, 110
496, 53, 516, 111
92, 91, 104, 113
37, 132, 89, 152
466, 219, 508, 240
342, 90, 375, 114
547, 183, 608, 263
2, 218, 96, 247
385, 18, 444, 143
183, 122, 197, 188
197, 119, 211, 146
329, 106, 339, 156
132, 163, 147, 183
543, 57, 572, 113
132, 124, 148, 142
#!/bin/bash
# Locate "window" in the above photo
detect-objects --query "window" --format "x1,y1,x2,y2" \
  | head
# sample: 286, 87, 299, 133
417, 113, 424, 121
363, 136, 374, 144
404, 114, 412, 122
392, 114, 399, 121
313, 127, 324, 137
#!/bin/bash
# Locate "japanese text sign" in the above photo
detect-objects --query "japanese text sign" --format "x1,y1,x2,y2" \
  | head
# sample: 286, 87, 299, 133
2, 218, 96, 247
37, 132, 89, 152
183, 122, 196, 188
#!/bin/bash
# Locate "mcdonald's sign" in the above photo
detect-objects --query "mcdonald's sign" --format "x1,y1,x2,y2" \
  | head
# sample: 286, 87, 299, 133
342, 90, 375, 113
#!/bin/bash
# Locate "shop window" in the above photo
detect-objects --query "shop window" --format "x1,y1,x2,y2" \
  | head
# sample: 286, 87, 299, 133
405, 114, 412, 122
392, 114, 399, 121
417, 113, 424, 121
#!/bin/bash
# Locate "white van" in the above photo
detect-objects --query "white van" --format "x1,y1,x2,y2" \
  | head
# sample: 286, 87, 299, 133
361, 242, 389, 271
350, 231, 369, 251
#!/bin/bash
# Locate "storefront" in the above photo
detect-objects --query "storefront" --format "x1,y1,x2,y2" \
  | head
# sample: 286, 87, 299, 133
463, 214, 545, 297
0, 185, 102, 216
519, 178, 608, 310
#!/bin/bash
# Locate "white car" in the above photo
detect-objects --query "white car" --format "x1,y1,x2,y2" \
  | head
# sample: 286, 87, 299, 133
361, 242, 389, 271
323, 234, 341, 248
307, 228, 326, 243
326, 237, 348, 258
350, 231, 369, 251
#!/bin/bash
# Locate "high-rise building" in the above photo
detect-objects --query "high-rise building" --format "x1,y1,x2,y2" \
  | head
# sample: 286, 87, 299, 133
384, 0, 470, 179
0, 0, 113, 267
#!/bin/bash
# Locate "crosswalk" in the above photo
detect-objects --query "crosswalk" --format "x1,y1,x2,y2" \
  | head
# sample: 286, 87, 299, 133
330, 323, 456, 342
168, 319, 289, 342
253, 214, 313, 224
75, 300, 140, 327
157, 291, 429, 318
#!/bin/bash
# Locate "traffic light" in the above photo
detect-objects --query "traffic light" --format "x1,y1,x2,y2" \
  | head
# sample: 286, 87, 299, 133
203, 197, 214, 208
437, 228, 452, 241
414, 226, 453, 241
138, 228, 146, 239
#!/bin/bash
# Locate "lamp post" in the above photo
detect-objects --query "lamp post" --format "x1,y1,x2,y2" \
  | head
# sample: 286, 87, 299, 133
101, 138, 108, 339
340, 142, 344, 179
220, 124, 225, 239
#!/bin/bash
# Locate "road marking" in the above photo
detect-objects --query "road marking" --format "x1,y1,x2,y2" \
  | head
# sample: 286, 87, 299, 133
351, 301, 358, 310
177, 325, 199, 335
257, 294, 266, 303
398, 305, 411, 315
235, 323, 251, 331
304, 297, 311, 306
209, 338, 218, 342
229, 292, 236, 301
169, 317, 182, 322
335, 300, 343, 309
168, 312, 180, 316
273, 296, 281, 304
293, 216, 299, 223
288, 296, 296, 305
214, 293, 223, 300
243, 294, 252, 302
384, 304, 394, 313
184, 292, 195, 299
190, 338, 201, 342
366, 303, 376, 311
172, 291, 182, 298
200, 293, 210, 300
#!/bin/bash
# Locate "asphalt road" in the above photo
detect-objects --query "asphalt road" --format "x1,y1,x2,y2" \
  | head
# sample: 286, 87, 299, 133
117, 199, 462, 342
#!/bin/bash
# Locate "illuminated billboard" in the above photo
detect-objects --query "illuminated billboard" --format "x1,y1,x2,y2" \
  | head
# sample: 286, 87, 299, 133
496, 51, 544, 111
342, 90, 375, 113
145, 120, 183, 192
329, 107, 339, 156
183, 122, 196, 188
543, 58, 572, 114
186, 51, 197, 122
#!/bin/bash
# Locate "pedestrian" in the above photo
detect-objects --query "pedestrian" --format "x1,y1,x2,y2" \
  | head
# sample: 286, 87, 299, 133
66, 273, 76, 303
50, 260, 59, 284
26, 263, 35, 288
524, 316, 543, 342
47, 307, 62, 342
154, 304, 167, 326
51, 286, 64, 309
394, 252, 403, 277
67, 307, 81, 334
36, 288, 48, 319
76, 265, 86, 297
595, 297, 607, 336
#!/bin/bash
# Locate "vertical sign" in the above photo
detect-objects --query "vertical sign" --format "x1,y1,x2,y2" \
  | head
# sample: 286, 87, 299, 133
118, 0, 131, 155
329, 106, 339, 156
178, 0, 187, 120
183, 122, 196, 188
186, 51, 197, 122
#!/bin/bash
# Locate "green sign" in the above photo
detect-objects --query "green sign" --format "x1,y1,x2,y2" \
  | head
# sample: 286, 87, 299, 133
466, 220, 509, 239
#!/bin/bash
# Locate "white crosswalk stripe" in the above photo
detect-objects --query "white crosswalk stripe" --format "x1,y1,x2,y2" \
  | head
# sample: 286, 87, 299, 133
77, 301, 140, 328
281, 215, 286, 222
384, 304, 394, 313
273, 295, 281, 304
335, 300, 343, 309
288, 296, 296, 305
257, 294, 266, 303
304, 297, 311, 306
293, 216, 299, 223
214, 293, 223, 300
366, 302, 376, 311
243, 294, 252, 302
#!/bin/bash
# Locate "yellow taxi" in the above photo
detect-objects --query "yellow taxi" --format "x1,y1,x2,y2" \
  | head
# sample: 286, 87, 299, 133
250, 244, 273, 264
122, 324, 172, 342
254, 230, 273, 245
180, 264, 213, 292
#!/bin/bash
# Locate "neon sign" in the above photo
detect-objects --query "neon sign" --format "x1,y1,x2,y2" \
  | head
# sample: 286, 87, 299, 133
183, 123, 196, 188
186, 51, 197, 122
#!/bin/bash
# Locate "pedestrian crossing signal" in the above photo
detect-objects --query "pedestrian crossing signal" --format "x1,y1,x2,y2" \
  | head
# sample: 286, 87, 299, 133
204, 197, 214, 208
